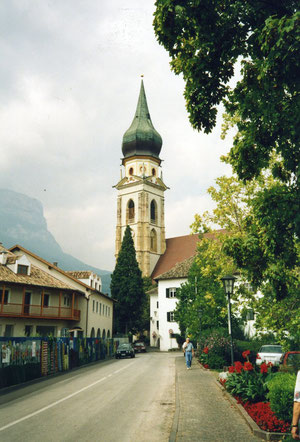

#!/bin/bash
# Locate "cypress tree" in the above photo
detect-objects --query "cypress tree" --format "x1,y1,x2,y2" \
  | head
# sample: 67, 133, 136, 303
110, 225, 146, 334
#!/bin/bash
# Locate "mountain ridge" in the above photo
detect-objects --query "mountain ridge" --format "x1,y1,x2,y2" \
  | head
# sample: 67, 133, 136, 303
0, 188, 112, 294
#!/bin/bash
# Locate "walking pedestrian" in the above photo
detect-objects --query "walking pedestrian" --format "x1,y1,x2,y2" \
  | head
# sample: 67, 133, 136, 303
183, 337, 195, 369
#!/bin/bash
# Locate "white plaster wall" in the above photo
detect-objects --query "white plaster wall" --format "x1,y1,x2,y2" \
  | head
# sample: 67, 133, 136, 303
150, 292, 159, 347
0, 318, 70, 337
88, 293, 113, 338
158, 278, 187, 351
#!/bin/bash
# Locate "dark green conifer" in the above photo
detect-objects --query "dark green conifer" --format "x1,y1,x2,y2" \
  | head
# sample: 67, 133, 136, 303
110, 225, 146, 334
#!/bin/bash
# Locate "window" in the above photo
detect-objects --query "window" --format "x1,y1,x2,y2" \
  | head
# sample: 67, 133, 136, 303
127, 199, 135, 223
246, 309, 255, 321
93, 300, 95, 312
167, 312, 175, 322
245, 283, 254, 294
36, 326, 55, 336
99, 303, 102, 315
129, 167, 134, 176
4, 325, 13, 337
157, 301, 159, 308
64, 296, 70, 307
42, 294, 50, 307
150, 200, 157, 223
25, 325, 33, 337
166, 288, 177, 298
106, 306, 108, 316
152, 168, 156, 176
156, 321, 159, 330
1, 289, 9, 304
150, 229, 157, 252
17, 265, 29, 275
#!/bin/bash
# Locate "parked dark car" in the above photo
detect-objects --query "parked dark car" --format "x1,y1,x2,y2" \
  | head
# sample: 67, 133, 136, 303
133, 342, 146, 353
279, 351, 300, 372
115, 344, 135, 359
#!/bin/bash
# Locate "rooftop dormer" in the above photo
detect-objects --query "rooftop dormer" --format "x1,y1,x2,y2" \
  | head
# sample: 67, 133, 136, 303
6, 254, 31, 276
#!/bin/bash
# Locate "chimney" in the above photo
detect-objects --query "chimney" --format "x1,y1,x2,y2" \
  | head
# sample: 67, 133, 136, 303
0, 250, 8, 265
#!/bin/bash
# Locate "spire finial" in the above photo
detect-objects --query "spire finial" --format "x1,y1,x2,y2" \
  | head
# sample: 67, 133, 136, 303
141, 74, 144, 78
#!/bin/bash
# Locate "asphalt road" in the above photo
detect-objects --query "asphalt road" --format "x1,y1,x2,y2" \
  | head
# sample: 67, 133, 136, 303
0, 352, 175, 442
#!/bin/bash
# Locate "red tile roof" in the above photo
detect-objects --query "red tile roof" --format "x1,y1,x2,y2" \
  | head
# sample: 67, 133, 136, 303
151, 230, 226, 280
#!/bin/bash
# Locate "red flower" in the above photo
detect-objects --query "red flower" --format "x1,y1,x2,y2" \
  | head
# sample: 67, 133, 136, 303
260, 362, 268, 373
234, 361, 243, 373
203, 347, 209, 354
229, 365, 235, 373
240, 401, 290, 433
242, 350, 250, 359
204, 364, 209, 369
243, 361, 254, 371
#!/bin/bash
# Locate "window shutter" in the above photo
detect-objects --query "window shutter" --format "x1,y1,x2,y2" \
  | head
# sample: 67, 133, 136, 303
167, 312, 170, 322
166, 289, 169, 298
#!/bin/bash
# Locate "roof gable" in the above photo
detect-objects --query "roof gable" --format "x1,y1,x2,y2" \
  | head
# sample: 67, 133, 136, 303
151, 230, 226, 280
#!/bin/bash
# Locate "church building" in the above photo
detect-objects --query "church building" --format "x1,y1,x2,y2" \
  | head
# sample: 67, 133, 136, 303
114, 80, 168, 277
114, 79, 201, 350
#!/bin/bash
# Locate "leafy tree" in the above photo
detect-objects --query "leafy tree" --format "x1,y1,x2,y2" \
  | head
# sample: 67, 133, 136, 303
110, 226, 146, 335
175, 239, 234, 341
153, 1, 299, 177
190, 174, 300, 346
154, 1, 300, 294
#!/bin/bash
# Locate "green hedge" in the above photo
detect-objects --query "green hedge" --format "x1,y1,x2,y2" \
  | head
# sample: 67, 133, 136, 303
267, 372, 296, 422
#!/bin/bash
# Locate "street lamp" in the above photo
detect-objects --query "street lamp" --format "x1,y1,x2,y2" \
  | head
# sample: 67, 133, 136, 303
221, 275, 236, 366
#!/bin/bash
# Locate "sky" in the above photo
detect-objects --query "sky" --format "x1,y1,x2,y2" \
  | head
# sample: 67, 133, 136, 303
0, 0, 234, 271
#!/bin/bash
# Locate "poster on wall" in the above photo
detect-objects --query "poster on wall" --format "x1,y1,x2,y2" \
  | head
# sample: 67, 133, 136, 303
2, 345, 11, 364
32, 341, 36, 358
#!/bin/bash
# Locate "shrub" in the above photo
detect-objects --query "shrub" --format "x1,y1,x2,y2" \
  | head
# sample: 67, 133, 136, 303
267, 372, 296, 422
198, 328, 233, 369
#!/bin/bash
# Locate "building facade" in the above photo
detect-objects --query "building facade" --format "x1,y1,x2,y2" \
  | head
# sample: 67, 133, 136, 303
0, 244, 113, 338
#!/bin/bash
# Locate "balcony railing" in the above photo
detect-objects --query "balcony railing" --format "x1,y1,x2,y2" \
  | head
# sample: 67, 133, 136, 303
0, 303, 80, 321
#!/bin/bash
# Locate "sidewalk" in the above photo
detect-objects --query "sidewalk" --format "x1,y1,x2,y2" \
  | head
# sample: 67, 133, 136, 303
171, 354, 263, 441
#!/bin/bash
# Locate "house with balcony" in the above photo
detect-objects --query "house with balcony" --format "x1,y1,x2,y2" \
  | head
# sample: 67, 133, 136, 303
0, 245, 84, 337
0, 244, 114, 338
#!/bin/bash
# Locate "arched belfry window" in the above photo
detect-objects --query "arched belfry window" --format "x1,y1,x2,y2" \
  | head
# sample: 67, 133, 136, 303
150, 200, 157, 224
150, 229, 157, 252
127, 199, 135, 223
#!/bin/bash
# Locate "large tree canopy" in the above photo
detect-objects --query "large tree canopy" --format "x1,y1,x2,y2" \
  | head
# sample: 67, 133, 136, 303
154, 1, 299, 297
153, 1, 299, 182
110, 226, 146, 334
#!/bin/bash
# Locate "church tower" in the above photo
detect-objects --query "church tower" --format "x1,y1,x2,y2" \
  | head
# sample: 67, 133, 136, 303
114, 80, 168, 277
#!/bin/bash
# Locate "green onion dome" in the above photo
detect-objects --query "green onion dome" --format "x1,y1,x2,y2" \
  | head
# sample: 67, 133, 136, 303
122, 80, 162, 160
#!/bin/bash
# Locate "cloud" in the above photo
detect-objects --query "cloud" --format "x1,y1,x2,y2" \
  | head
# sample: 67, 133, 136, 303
0, 1, 234, 271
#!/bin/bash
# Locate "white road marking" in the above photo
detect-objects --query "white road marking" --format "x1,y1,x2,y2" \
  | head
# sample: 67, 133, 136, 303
0, 361, 134, 432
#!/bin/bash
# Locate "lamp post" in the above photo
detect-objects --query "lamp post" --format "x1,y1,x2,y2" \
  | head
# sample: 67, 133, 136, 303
221, 275, 236, 366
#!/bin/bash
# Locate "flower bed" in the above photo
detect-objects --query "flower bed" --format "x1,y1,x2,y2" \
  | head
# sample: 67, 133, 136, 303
235, 398, 290, 433
218, 350, 293, 434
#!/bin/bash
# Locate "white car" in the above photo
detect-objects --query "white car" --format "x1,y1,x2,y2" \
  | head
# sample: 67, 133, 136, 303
256, 345, 283, 366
